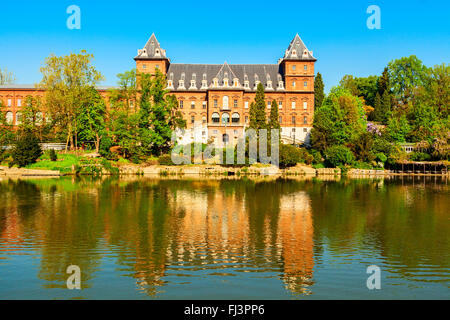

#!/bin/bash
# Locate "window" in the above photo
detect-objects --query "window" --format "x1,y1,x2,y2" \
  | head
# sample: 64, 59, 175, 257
202, 116, 207, 124
292, 116, 296, 124
279, 101, 283, 109
303, 128, 308, 133
212, 113, 220, 123
234, 130, 238, 135
155, 65, 159, 69
202, 102, 207, 109
304, 65, 308, 71
179, 100, 184, 109
245, 116, 249, 123
268, 101, 271, 109
15, 112, 22, 125
245, 101, 249, 109
191, 116, 195, 124
223, 96, 229, 109
5, 111, 13, 124
279, 116, 282, 123
17, 99, 21, 107
304, 81, 308, 88
202, 131, 206, 136
291, 101, 296, 109
303, 101, 308, 110
303, 116, 308, 124
292, 81, 296, 88
142, 64, 147, 69
7, 99, 11, 107
234, 99, 238, 108
191, 102, 195, 109
292, 65, 296, 71
214, 99, 218, 107
222, 113, 230, 124
232, 113, 240, 123
213, 130, 218, 134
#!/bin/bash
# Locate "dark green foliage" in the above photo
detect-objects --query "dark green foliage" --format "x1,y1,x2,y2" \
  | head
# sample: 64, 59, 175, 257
249, 83, 267, 130
49, 149, 57, 162
324, 145, 355, 167
351, 132, 375, 163
410, 152, 431, 161
11, 130, 43, 168
314, 72, 325, 109
268, 100, 280, 129
279, 144, 303, 168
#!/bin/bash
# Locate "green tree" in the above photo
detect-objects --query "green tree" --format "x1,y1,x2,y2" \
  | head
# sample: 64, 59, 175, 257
387, 55, 428, 108
311, 88, 367, 153
386, 115, 411, 143
249, 83, 267, 130
0, 68, 16, 85
377, 67, 390, 96
314, 72, 325, 109
268, 100, 280, 130
10, 129, 43, 168
76, 87, 106, 153
324, 145, 355, 167
39, 51, 104, 151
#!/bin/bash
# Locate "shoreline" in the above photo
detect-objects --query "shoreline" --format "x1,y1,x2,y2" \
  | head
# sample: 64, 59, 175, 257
1, 164, 449, 178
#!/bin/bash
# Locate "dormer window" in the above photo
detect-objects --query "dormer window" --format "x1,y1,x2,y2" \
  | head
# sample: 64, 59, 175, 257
266, 81, 272, 89
233, 78, 239, 87
292, 50, 297, 57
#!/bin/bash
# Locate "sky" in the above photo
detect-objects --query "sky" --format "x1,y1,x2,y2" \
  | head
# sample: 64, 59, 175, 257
0, 0, 449, 92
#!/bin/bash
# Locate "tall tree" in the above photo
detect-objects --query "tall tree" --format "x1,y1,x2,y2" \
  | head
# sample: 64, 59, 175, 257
249, 83, 267, 130
314, 72, 325, 110
377, 67, 390, 96
268, 100, 280, 130
39, 51, 104, 151
387, 55, 428, 109
0, 68, 16, 85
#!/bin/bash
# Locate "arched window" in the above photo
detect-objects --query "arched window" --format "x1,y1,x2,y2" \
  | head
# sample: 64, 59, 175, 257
5, 111, 13, 124
202, 116, 207, 124
212, 112, 220, 123
222, 113, 230, 124
232, 112, 240, 123
223, 96, 229, 109
223, 134, 229, 144
15, 112, 22, 125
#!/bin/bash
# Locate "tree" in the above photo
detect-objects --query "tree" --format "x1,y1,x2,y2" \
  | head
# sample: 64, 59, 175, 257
268, 100, 280, 130
372, 91, 392, 124
249, 83, 267, 130
311, 88, 367, 153
76, 87, 106, 153
0, 103, 14, 159
10, 129, 43, 168
324, 145, 354, 167
314, 72, 325, 109
386, 115, 411, 143
39, 51, 104, 151
377, 67, 390, 96
387, 55, 428, 108
0, 68, 16, 85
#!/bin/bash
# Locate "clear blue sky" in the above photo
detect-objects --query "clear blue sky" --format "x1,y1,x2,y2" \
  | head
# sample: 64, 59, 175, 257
1, 0, 449, 92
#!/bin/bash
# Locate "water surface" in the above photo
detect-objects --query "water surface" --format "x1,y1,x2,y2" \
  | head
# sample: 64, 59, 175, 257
0, 176, 448, 299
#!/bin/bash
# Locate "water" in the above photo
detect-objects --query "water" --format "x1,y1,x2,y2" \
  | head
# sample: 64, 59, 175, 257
0, 176, 448, 300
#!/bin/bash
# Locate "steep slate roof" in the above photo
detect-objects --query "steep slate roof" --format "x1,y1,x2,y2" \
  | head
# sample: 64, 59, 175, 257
167, 63, 283, 91
283, 34, 316, 61
135, 33, 168, 60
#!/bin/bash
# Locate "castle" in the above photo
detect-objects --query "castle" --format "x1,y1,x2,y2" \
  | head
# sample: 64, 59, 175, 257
0, 34, 316, 146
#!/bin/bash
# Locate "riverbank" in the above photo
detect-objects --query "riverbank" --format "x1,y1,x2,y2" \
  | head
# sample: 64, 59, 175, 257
2, 163, 449, 178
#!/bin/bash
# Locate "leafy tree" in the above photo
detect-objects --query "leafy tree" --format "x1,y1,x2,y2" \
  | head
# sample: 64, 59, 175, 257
249, 83, 267, 130
0, 68, 16, 85
386, 115, 411, 143
10, 129, 43, 167
311, 87, 367, 153
372, 91, 392, 124
387, 55, 428, 108
377, 67, 390, 96
76, 87, 106, 153
39, 51, 104, 151
351, 131, 375, 163
279, 144, 303, 168
324, 145, 354, 167
314, 72, 325, 109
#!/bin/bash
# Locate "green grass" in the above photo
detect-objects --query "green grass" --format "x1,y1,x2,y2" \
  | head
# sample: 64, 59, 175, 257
26, 152, 80, 173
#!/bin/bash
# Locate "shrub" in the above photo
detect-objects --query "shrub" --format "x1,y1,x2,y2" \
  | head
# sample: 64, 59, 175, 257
309, 149, 323, 165
324, 145, 355, 168
279, 144, 303, 168
410, 152, 431, 161
49, 149, 57, 162
11, 130, 43, 168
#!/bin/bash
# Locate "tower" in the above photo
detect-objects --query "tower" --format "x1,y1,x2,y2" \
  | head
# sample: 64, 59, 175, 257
280, 34, 316, 92
135, 33, 170, 75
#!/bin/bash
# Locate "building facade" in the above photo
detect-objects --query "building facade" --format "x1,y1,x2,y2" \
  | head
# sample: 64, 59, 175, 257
0, 34, 316, 146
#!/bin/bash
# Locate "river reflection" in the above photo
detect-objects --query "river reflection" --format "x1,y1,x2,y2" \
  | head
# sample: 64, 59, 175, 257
0, 176, 448, 299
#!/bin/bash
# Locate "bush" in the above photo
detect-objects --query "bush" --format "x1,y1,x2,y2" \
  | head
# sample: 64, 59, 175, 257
410, 152, 431, 161
11, 130, 43, 168
309, 149, 323, 164
279, 144, 303, 168
324, 145, 355, 168
49, 149, 57, 162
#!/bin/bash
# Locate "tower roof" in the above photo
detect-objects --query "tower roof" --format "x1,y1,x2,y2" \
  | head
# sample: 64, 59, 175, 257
283, 34, 316, 61
135, 33, 168, 60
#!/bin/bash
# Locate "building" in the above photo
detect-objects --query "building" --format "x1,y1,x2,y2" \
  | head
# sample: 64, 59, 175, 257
0, 34, 317, 146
